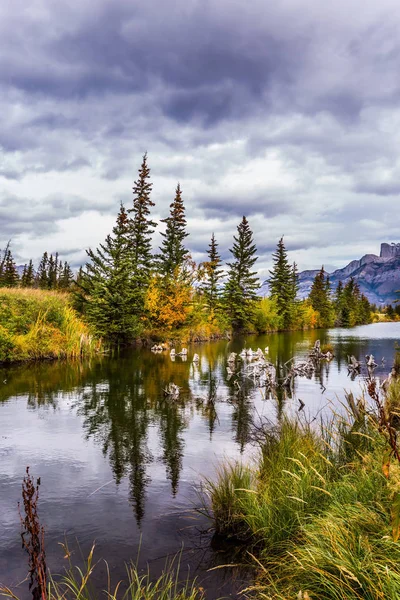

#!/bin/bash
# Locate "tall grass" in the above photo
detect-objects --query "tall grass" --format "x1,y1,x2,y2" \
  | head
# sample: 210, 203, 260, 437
0, 545, 204, 600
0, 288, 100, 363
204, 381, 400, 598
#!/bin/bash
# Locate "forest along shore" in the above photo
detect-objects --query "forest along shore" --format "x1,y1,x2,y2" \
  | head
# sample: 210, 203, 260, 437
1, 155, 388, 365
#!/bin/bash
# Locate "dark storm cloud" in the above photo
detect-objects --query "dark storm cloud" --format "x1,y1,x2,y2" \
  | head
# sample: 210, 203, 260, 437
198, 193, 293, 219
0, 1, 304, 123
1, 0, 400, 269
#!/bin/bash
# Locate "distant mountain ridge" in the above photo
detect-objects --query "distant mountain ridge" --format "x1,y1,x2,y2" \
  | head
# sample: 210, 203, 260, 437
261, 243, 400, 305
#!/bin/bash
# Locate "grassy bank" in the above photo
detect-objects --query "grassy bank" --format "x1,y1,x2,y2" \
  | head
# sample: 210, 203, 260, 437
0, 288, 100, 363
204, 380, 400, 599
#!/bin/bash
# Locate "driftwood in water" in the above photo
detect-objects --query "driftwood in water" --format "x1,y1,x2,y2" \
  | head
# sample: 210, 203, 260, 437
309, 339, 333, 361
164, 383, 180, 400
348, 355, 360, 370
227, 352, 237, 364
366, 354, 378, 370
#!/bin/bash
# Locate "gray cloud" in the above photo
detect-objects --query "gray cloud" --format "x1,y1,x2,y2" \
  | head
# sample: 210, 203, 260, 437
0, 0, 400, 273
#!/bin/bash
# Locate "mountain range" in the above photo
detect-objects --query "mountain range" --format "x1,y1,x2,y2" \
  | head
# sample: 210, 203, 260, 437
261, 243, 400, 306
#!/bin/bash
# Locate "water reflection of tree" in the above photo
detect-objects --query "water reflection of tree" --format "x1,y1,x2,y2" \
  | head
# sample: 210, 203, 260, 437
0, 360, 91, 408
77, 361, 153, 524
158, 399, 186, 495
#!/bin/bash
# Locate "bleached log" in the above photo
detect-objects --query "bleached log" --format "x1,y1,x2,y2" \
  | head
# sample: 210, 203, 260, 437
366, 354, 377, 369
164, 383, 180, 400
348, 355, 360, 369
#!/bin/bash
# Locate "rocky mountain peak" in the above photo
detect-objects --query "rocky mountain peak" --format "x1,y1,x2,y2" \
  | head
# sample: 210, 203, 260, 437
295, 242, 400, 305
380, 243, 400, 260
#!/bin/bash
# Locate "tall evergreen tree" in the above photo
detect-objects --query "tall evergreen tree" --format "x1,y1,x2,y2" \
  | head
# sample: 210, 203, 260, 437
2, 249, 19, 287
291, 262, 300, 303
76, 204, 139, 344
36, 252, 49, 289
59, 262, 74, 290
309, 267, 334, 327
201, 233, 224, 313
224, 216, 259, 331
158, 183, 189, 276
48, 253, 58, 289
268, 237, 294, 329
21, 260, 35, 288
128, 153, 156, 287
0, 242, 10, 284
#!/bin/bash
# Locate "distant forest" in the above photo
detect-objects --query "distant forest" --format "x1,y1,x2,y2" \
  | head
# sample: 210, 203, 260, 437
0, 155, 378, 343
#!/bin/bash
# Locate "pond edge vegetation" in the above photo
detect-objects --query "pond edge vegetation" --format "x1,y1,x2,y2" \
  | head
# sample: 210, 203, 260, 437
200, 356, 400, 599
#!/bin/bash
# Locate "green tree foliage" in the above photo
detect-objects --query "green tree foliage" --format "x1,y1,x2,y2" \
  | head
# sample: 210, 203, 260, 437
268, 237, 296, 329
58, 262, 74, 290
224, 216, 259, 331
158, 183, 189, 277
77, 204, 140, 344
48, 253, 58, 290
334, 277, 372, 326
0, 242, 10, 284
36, 252, 49, 289
309, 267, 334, 327
21, 260, 35, 288
0, 248, 19, 287
128, 153, 156, 292
201, 233, 224, 314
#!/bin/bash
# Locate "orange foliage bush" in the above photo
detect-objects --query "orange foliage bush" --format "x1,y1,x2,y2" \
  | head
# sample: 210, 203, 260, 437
145, 274, 192, 330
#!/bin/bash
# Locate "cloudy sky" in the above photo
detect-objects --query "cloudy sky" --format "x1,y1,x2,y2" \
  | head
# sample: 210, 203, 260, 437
1, 0, 400, 280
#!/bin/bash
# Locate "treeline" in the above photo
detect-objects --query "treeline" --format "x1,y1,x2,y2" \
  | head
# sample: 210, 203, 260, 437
1, 155, 373, 343
308, 267, 372, 328
73, 154, 372, 343
0, 244, 74, 290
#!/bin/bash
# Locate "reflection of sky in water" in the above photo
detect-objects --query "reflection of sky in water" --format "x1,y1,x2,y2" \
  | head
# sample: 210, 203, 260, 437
0, 322, 400, 598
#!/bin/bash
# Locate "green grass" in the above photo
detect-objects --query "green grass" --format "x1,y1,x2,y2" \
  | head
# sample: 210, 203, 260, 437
0, 545, 204, 600
0, 288, 101, 363
204, 383, 400, 599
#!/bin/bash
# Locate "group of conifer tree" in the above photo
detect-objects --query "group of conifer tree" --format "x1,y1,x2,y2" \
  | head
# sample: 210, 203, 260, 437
308, 267, 372, 327
0, 243, 74, 290
71, 154, 267, 342
0, 154, 373, 342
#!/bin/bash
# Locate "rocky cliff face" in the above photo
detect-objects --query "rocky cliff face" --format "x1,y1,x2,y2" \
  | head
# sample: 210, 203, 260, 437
260, 243, 400, 305
297, 243, 400, 305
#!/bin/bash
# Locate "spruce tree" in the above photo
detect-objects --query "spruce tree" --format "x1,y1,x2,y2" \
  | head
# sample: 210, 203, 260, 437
291, 261, 300, 302
2, 249, 19, 287
158, 183, 189, 277
268, 237, 294, 329
309, 267, 334, 327
224, 216, 259, 331
59, 261, 74, 290
128, 153, 156, 287
0, 242, 10, 285
48, 253, 58, 289
21, 260, 35, 288
36, 252, 49, 289
77, 204, 139, 344
26, 259, 35, 287
202, 233, 224, 313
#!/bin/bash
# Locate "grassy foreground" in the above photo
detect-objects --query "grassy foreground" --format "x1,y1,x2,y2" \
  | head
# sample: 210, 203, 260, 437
0, 545, 204, 600
204, 380, 400, 599
0, 288, 100, 363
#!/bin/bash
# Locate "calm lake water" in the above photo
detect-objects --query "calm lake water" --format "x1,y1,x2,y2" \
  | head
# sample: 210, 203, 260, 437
1, 322, 400, 598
